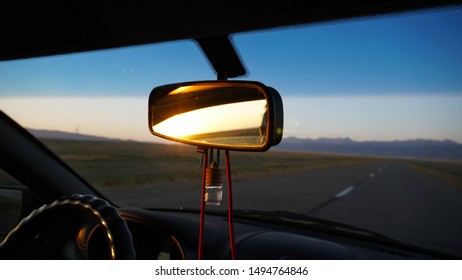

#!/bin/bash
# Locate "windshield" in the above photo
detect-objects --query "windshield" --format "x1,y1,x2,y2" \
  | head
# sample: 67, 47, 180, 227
1, 8, 462, 257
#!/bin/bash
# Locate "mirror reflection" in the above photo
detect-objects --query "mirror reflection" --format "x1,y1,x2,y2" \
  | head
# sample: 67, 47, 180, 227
149, 83, 270, 148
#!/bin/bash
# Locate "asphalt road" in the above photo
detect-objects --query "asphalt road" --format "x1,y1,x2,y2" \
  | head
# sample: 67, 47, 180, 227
110, 159, 462, 256
316, 161, 462, 255
233, 160, 462, 256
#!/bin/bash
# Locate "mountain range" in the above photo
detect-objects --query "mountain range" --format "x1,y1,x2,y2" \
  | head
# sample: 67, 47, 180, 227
28, 128, 462, 161
277, 137, 462, 160
28, 128, 127, 142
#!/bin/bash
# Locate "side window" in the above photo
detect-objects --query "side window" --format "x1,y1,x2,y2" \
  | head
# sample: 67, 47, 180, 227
0, 170, 23, 237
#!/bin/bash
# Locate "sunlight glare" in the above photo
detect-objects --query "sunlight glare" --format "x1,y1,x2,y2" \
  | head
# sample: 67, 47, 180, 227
153, 100, 267, 138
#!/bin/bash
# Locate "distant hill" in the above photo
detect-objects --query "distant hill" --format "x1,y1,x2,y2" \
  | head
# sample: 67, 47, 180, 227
28, 128, 128, 142
277, 137, 462, 161
28, 128, 462, 161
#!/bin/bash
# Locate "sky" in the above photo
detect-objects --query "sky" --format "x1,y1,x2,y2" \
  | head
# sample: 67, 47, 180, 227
1, 7, 462, 143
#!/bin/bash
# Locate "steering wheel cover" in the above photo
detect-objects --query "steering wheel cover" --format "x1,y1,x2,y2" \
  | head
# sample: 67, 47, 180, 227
0, 194, 135, 260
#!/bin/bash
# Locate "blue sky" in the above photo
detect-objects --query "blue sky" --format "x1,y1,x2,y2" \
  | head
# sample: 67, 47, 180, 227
1, 7, 462, 142
235, 8, 462, 95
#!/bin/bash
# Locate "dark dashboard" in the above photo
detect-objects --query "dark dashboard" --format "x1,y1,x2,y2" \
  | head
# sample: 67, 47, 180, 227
119, 208, 441, 260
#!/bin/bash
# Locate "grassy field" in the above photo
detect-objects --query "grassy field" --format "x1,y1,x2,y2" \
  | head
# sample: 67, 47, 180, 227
406, 159, 462, 190
33, 138, 385, 190
3, 138, 461, 192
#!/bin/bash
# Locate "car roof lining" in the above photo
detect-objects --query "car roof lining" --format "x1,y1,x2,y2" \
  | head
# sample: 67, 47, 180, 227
1, 1, 461, 62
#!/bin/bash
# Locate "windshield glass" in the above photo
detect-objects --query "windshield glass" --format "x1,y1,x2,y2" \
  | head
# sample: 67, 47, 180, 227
1, 8, 462, 257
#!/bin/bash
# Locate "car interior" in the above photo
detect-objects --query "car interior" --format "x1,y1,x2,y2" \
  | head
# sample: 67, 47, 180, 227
1, 0, 462, 260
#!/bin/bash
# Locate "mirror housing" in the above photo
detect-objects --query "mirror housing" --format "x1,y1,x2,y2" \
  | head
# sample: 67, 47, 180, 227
148, 81, 283, 151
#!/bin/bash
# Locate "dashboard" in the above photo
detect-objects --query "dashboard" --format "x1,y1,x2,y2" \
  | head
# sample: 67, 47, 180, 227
119, 208, 440, 260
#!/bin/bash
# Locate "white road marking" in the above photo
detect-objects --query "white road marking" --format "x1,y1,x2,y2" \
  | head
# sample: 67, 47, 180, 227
335, 186, 355, 198
369, 173, 375, 178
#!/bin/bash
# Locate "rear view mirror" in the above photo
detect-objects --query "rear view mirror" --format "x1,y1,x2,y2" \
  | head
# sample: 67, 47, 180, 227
148, 81, 283, 151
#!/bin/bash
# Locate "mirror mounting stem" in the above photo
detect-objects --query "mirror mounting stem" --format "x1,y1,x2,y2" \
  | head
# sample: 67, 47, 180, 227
217, 71, 228, 81
196, 36, 247, 79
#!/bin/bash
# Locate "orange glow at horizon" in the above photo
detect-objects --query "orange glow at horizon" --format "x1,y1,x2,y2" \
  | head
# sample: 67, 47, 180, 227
152, 100, 267, 138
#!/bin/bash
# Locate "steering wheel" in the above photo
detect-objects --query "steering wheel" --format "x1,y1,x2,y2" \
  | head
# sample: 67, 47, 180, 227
0, 194, 135, 259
